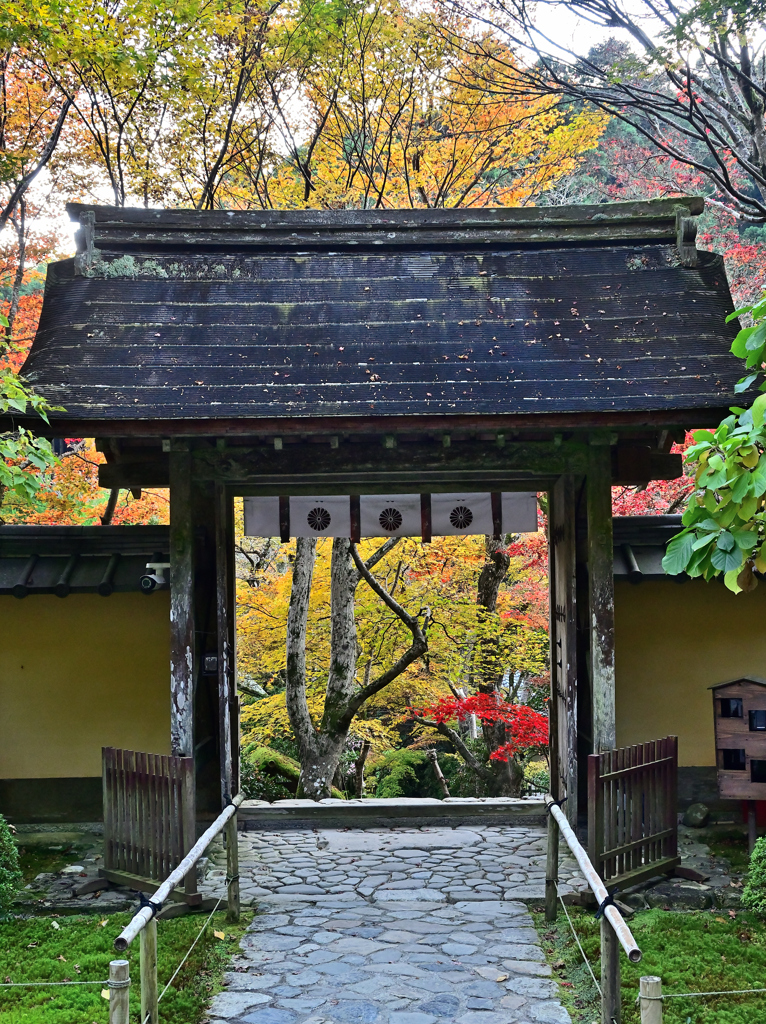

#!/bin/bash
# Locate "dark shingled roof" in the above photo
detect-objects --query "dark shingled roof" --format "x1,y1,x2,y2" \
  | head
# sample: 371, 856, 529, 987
0, 526, 169, 596
19, 198, 741, 426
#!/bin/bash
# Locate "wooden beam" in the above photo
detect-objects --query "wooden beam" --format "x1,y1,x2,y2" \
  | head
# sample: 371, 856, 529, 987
16, 406, 735, 439
587, 444, 616, 753
169, 444, 195, 758
192, 440, 588, 489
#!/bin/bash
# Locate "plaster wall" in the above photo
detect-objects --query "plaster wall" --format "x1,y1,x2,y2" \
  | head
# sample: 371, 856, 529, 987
615, 578, 766, 768
0, 593, 170, 779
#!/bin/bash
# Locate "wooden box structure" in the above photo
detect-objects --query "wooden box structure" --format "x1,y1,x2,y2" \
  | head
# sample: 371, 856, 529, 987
712, 677, 766, 800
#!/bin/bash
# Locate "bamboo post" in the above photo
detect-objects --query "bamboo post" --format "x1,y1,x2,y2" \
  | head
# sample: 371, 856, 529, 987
427, 749, 450, 798
601, 918, 621, 1024
545, 812, 559, 922
140, 919, 159, 1024
226, 812, 240, 923
108, 959, 130, 1024
639, 976, 662, 1023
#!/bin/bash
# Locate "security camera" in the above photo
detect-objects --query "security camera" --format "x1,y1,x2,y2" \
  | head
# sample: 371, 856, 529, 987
140, 562, 170, 593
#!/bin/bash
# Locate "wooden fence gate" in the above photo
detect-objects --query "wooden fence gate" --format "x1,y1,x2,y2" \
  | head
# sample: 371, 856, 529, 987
102, 746, 199, 900
588, 736, 680, 891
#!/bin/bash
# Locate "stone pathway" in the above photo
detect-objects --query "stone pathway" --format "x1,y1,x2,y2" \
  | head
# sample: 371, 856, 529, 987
201, 825, 582, 1024
201, 825, 586, 905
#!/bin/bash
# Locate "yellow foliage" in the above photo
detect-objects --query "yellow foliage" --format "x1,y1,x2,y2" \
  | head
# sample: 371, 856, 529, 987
236, 530, 549, 751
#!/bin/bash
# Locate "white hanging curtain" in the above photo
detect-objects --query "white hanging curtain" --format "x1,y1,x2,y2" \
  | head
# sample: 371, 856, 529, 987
431, 492, 493, 536
289, 495, 351, 538
502, 492, 538, 533
242, 493, 539, 539
360, 494, 421, 538
243, 496, 280, 538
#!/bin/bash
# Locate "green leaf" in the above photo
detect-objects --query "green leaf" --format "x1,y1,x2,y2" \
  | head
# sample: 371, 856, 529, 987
662, 533, 694, 575
746, 323, 766, 352
752, 393, 766, 428
733, 530, 758, 550
691, 532, 717, 551
735, 375, 759, 393
711, 546, 743, 572
698, 518, 721, 531
717, 531, 735, 552
730, 471, 752, 503
724, 568, 744, 594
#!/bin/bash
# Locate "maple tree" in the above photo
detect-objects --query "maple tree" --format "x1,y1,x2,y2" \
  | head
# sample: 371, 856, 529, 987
454, 0, 766, 223
410, 692, 547, 762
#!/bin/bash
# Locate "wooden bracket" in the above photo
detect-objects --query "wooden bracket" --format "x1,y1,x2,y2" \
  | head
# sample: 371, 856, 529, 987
675, 204, 699, 267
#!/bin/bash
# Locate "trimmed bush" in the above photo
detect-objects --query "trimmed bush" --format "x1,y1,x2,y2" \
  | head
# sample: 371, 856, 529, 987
0, 814, 22, 916
742, 835, 766, 914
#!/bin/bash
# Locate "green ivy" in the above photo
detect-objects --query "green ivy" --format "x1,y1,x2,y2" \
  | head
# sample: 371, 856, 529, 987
665, 292, 766, 592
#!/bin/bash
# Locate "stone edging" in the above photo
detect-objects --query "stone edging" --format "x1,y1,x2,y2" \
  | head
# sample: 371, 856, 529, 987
238, 796, 546, 830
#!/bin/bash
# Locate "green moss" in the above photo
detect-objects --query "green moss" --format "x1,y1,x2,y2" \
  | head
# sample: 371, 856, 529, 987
241, 745, 344, 799
743, 835, 766, 913
0, 909, 250, 1023
16, 843, 86, 885
533, 905, 766, 1023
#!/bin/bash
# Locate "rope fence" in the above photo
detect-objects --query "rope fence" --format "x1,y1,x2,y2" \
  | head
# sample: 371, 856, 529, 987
141, 896, 225, 1024
0, 979, 110, 988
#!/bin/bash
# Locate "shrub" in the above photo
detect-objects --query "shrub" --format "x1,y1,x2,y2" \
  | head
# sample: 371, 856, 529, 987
742, 835, 766, 914
0, 814, 21, 916
524, 761, 550, 795
369, 749, 426, 798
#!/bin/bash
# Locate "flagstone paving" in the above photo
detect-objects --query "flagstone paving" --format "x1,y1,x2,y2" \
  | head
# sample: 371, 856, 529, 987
202, 825, 582, 1024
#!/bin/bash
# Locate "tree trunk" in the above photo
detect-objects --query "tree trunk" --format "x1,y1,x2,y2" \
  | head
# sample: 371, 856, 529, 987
285, 535, 428, 800
354, 739, 371, 797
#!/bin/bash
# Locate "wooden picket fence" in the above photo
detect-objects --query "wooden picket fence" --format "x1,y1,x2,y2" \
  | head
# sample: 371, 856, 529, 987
588, 736, 680, 891
102, 747, 197, 896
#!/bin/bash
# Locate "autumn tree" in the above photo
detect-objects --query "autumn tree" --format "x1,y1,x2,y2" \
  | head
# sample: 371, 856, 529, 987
451, 0, 766, 223
0, 21, 73, 227
280, 536, 430, 798
259, 0, 606, 209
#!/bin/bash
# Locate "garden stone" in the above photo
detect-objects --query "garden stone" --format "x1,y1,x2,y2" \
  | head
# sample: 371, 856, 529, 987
645, 880, 713, 910
242, 1010, 297, 1024
683, 803, 710, 828
209, 991, 272, 1016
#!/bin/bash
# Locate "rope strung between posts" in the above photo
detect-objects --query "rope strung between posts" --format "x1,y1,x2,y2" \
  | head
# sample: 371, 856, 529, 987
558, 893, 602, 998
637, 987, 766, 1003
158, 897, 223, 1004
140, 897, 225, 1024
0, 979, 110, 988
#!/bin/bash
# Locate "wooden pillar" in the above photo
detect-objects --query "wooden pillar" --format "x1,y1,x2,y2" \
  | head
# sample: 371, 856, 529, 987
215, 482, 233, 803
587, 443, 616, 753
550, 475, 578, 825
170, 444, 195, 758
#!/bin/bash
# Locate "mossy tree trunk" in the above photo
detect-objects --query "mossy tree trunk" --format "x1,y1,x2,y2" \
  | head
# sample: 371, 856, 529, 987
285, 536, 430, 800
